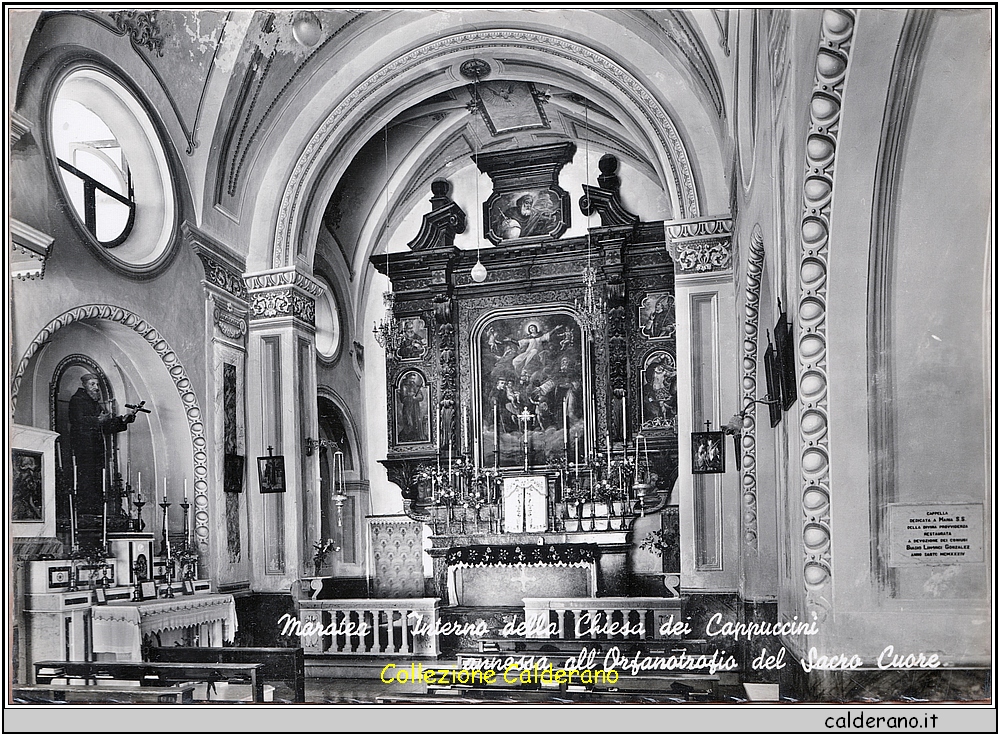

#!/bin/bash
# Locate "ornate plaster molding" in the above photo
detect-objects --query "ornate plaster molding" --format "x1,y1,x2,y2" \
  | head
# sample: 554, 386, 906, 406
11, 110, 32, 145
185, 223, 249, 302
109, 10, 166, 56
10, 305, 211, 550
741, 226, 766, 548
11, 219, 54, 281
273, 28, 701, 267
213, 301, 249, 341
666, 215, 733, 274
244, 266, 323, 326
796, 9, 855, 620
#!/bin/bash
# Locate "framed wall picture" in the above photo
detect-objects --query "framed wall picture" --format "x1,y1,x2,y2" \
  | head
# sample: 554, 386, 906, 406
182, 580, 195, 596
257, 455, 286, 493
774, 310, 797, 411
395, 316, 428, 361
393, 369, 431, 445
763, 341, 782, 428
691, 431, 726, 474
139, 581, 157, 601
639, 293, 676, 340
94, 588, 107, 605
224, 453, 245, 493
12, 450, 43, 521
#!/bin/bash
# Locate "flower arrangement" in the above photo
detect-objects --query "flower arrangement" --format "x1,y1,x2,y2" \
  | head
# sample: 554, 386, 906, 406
639, 527, 679, 558
312, 538, 339, 576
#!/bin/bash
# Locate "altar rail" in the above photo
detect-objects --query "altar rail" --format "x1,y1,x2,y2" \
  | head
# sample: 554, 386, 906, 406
296, 598, 440, 657
522, 597, 684, 641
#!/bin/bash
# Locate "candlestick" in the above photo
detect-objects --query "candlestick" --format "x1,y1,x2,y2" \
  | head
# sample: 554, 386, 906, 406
622, 394, 627, 442
163, 476, 167, 504
563, 396, 569, 453
184, 477, 188, 505
574, 436, 580, 480
606, 435, 612, 474
73, 457, 77, 489
436, 404, 442, 472
462, 404, 468, 454
137, 471, 142, 502
56, 440, 63, 472
102, 470, 108, 551
68, 492, 76, 550
493, 403, 499, 470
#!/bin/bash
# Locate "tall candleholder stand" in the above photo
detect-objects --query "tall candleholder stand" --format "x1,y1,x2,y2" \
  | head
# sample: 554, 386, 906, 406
179, 498, 191, 551
134, 498, 145, 534
158, 498, 175, 597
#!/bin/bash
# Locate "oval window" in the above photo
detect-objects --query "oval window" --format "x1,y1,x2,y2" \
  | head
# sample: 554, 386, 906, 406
315, 276, 342, 360
50, 67, 176, 270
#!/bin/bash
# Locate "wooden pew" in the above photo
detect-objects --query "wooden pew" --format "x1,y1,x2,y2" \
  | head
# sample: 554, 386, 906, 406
147, 647, 305, 703
14, 683, 195, 704
34, 660, 264, 703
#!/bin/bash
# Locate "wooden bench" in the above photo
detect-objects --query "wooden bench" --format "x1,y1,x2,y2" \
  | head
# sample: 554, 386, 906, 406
14, 683, 195, 704
34, 660, 265, 703
147, 646, 305, 703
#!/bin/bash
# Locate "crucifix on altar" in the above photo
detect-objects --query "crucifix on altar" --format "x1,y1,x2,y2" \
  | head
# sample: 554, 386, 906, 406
517, 407, 534, 472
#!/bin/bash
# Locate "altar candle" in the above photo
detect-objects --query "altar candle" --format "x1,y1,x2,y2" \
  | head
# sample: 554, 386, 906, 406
622, 395, 627, 441
606, 435, 612, 473
493, 403, 499, 468
137, 471, 142, 502
574, 436, 580, 479
102, 470, 108, 550
68, 492, 76, 549
563, 396, 569, 452
73, 457, 78, 490
163, 476, 168, 504
56, 441, 63, 472
184, 477, 188, 504
462, 404, 468, 454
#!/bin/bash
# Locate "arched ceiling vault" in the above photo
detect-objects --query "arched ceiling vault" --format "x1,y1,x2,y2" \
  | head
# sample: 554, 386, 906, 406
239, 14, 729, 281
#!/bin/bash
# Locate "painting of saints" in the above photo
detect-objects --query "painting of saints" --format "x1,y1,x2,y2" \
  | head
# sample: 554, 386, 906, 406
478, 312, 585, 468
641, 351, 677, 430
491, 189, 562, 241
640, 293, 675, 340
395, 370, 430, 444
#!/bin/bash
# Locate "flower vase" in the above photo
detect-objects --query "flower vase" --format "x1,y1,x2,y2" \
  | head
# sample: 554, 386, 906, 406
564, 518, 580, 532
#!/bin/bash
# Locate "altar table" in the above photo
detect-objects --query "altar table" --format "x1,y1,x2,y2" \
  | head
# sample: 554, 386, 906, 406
91, 593, 237, 662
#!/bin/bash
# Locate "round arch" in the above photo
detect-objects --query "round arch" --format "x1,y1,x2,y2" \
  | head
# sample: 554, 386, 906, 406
12, 305, 212, 550
248, 23, 728, 273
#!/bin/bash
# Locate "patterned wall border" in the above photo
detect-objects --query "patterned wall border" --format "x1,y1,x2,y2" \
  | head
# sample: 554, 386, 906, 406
273, 28, 702, 267
796, 10, 855, 619
10, 305, 211, 550
741, 225, 766, 548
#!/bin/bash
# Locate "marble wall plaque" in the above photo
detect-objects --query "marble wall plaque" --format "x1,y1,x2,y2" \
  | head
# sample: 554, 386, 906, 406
888, 503, 984, 567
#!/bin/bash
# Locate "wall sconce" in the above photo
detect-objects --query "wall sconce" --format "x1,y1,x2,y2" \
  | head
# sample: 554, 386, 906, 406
304, 437, 340, 456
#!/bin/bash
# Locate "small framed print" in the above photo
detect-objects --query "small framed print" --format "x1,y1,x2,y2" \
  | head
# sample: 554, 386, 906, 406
93, 588, 107, 605
257, 455, 286, 493
182, 580, 195, 596
139, 581, 158, 601
691, 431, 726, 474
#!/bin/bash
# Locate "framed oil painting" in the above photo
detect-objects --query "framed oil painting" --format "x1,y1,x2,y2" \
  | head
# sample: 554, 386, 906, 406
639, 293, 675, 340
257, 455, 286, 493
476, 310, 587, 469
640, 350, 677, 431
394, 369, 430, 445
395, 316, 428, 361
12, 449, 43, 521
691, 430, 726, 474
487, 188, 567, 243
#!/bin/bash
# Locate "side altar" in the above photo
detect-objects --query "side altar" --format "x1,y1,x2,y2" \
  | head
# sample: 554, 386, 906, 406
372, 143, 678, 605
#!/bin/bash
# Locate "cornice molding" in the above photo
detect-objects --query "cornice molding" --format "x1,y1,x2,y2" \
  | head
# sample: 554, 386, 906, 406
11, 110, 32, 144
11, 219, 55, 281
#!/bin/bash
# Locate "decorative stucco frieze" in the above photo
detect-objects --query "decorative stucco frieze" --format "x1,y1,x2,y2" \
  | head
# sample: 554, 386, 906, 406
741, 226, 766, 549
244, 266, 323, 327
666, 216, 734, 274
796, 9, 855, 620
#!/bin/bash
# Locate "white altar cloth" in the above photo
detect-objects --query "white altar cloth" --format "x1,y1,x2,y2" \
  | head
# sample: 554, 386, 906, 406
91, 593, 237, 661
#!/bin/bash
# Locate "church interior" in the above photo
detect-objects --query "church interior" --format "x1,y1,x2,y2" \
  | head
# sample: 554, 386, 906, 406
7, 8, 993, 707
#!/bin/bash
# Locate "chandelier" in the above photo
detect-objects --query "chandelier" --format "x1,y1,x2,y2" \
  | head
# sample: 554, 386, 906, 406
373, 122, 405, 352
373, 289, 403, 352
576, 260, 606, 335
576, 103, 605, 336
